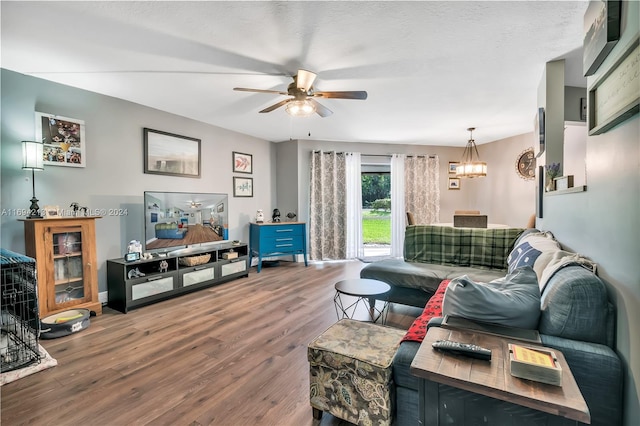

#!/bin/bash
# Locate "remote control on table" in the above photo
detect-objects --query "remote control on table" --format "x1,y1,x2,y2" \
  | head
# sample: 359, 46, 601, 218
432, 339, 492, 361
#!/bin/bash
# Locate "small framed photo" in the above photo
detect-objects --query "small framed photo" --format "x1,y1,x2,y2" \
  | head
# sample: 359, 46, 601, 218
448, 177, 460, 190
233, 177, 253, 197
233, 151, 253, 174
43, 205, 61, 218
216, 203, 224, 213
448, 162, 459, 174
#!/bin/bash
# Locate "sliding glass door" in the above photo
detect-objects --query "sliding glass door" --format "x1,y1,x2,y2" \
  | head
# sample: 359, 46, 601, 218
361, 162, 391, 257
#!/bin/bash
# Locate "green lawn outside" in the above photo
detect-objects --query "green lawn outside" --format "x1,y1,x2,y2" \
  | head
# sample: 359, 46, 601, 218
362, 211, 391, 244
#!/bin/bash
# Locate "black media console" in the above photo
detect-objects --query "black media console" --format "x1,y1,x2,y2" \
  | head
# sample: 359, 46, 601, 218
106, 242, 248, 313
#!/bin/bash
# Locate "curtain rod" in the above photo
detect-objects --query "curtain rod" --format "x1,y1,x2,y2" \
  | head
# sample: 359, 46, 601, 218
313, 151, 436, 158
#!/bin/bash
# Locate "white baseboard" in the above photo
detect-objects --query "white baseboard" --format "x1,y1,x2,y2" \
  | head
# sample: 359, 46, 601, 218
99, 291, 108, 305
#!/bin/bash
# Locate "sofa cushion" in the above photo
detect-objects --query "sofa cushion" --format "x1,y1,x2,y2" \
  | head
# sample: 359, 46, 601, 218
402, 279, 450, 343
507, 231, 561, 284
539, 265, 611, 345
404, 225, 525, 270
442, 266, 541, 329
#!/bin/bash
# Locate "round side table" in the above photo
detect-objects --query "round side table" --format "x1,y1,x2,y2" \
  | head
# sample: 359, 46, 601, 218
334, 278, 391, 323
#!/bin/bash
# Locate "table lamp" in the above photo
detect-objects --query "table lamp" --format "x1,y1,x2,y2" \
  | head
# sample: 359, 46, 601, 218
22, 140, 44, 219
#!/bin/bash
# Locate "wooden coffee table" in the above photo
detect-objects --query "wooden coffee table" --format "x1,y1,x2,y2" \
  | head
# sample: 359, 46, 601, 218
410, 327, 590, 425
333, 278, 390, 323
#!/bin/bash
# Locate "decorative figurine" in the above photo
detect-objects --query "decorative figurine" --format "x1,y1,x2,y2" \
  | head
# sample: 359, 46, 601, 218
256, 209, 264, 223
70, 202, 80, 216
159, 260, 169, 273
286, 212, 297, 221
272, 208, 281, 223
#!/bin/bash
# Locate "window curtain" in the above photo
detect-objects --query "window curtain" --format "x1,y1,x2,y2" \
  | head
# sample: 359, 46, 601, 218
390, 154, 406, 258
309, 151, 347, 260
405, 155, 440, 225
345, 152, 363, 259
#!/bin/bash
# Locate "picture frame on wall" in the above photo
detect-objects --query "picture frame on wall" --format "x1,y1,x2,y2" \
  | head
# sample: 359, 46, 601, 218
144, 128, 201, 178
448, 162, 459, 174
583, 0, 621, 76
232, 151, 253, 174
233, 177, 253, 197
448, 177, 460, 190
35, 112, 86, 168
588, 36, 640, 135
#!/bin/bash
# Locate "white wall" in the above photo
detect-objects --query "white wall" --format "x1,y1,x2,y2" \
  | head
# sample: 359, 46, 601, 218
1, 69, 274, 293
539, 2, 639, 424
469, 132, 537, 227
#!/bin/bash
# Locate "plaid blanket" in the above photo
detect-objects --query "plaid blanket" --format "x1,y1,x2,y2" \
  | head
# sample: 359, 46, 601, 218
404, 225, 525, 270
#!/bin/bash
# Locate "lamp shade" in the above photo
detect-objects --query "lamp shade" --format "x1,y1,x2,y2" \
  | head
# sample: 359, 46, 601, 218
22, 141, 44, 170
285, 100, 316, 117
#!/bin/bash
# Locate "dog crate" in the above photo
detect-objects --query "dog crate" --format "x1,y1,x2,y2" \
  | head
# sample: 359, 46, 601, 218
1, 249, 41, 373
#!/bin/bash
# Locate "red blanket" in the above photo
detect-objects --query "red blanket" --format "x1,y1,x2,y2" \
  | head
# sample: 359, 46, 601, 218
401, 279, 451, 343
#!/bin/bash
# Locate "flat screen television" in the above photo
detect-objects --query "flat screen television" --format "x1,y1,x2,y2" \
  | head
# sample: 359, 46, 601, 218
143, 191, 228, 254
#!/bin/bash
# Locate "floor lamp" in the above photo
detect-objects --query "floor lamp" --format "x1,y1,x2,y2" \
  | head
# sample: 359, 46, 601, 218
22, 140, 44, 219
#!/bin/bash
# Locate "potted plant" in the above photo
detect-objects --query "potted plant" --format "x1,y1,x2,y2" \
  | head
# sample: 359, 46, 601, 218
545, 163, 560, 191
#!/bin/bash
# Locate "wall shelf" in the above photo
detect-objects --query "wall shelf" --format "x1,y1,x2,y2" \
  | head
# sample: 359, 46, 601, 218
545, 186, 587, 196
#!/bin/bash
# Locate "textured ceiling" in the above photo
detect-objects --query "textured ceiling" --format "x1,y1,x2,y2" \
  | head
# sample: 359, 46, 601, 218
1, 1, 588, 146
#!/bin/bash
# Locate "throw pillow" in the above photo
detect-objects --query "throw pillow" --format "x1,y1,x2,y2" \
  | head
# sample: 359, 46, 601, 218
401, 279, 450, 343
441, 266, 541, 329
507, 231, 561, 282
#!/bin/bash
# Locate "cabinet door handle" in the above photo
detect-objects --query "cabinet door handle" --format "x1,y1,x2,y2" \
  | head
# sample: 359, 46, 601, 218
194, 266, 209, 271
146, 276, 164, 282
275, 229, 293, 233
275, 243, 293, 248
275, 238, 293, 242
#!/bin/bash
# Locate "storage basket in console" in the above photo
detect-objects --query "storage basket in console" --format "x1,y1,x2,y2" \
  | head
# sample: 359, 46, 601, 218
178, 254, 211, 267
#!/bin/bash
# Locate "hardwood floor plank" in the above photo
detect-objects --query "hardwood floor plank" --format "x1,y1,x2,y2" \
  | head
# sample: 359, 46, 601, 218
1, 261, 419, 426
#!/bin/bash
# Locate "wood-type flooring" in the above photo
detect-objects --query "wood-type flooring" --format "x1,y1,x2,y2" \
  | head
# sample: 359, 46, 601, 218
1, 260, 421, 426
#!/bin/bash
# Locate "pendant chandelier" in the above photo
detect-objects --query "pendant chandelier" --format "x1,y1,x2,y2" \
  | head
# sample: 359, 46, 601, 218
456, 127, 487, 178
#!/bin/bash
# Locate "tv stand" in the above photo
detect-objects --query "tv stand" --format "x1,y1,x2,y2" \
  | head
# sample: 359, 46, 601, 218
107, 242, 248, 313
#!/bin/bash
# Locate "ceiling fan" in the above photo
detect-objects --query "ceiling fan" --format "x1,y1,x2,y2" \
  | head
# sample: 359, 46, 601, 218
233, 69, 367, 117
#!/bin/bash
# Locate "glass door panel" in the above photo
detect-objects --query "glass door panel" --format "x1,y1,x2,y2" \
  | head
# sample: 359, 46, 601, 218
52, 229, 85, 306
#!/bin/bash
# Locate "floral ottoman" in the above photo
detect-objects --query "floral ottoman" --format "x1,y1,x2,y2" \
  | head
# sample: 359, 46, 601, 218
308, 319, 405, 425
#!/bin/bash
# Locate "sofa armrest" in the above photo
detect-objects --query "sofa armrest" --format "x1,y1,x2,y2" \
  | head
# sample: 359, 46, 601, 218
540, 334, 623, 426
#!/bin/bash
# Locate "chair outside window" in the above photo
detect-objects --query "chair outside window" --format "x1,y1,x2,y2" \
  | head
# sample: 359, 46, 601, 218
454, 210, 480, 215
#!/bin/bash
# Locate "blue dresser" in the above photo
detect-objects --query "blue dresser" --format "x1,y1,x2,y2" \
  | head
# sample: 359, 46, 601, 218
249, 222, 308, 273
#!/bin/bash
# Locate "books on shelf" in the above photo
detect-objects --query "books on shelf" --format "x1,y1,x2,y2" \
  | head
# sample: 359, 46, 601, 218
508, 343, 563, 386
441, 315, 541, 343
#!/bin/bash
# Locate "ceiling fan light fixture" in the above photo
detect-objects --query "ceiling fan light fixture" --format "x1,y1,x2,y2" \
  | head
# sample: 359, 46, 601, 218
286, 100, 316, 117
456, 127, 487, 178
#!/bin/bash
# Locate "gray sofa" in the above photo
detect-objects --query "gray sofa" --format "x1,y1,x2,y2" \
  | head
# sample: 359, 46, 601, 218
361, 226, 623, 426
361, 225, 525, 308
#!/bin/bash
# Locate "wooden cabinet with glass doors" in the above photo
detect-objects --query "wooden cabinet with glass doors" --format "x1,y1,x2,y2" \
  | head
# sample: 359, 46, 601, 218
21, 217, 102, 317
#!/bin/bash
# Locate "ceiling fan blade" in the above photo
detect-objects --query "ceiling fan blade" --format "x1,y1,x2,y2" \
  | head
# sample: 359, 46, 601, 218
309, 99, 333, 118
296, 69, 317, 92
259, 98, 291, 113
234, 87, 288, 95
314, 91, 368, 100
